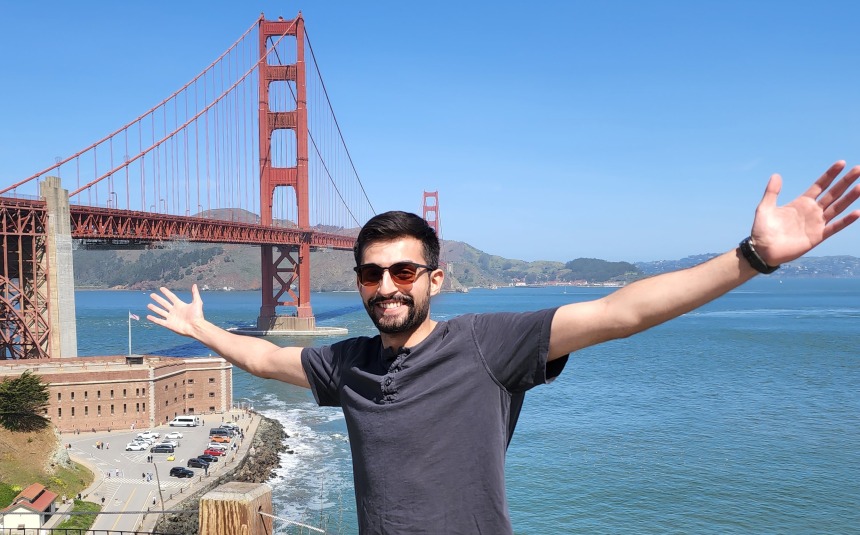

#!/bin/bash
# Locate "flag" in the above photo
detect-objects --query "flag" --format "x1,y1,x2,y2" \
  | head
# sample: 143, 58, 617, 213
129, 312, 140, 321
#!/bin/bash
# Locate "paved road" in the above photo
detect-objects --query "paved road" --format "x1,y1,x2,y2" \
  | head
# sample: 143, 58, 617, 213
57, 411, 256, 533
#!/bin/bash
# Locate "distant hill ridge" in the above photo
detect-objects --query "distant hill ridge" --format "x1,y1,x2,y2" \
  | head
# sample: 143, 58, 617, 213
72, 239, 860, 292
635, 253, 860, 278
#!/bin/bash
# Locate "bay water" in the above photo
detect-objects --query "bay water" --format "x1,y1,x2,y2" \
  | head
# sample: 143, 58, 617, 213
75, 278, 860, 534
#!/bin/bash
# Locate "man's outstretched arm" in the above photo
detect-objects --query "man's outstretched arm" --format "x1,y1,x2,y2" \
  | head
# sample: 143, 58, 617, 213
549, 161, 860, 360
147, 284, 310, 388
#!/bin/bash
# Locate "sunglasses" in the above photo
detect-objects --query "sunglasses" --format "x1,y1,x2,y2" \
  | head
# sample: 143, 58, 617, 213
353, 261, 435, 287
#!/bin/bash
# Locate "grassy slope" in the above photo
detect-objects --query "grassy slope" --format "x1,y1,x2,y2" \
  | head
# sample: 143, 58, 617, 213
0, 427, 93, 507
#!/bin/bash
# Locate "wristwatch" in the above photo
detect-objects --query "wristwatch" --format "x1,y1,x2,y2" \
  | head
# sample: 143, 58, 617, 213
739, 236, 780, 274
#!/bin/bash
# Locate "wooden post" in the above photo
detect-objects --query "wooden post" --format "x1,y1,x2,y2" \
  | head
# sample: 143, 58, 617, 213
199, 482, 273, 535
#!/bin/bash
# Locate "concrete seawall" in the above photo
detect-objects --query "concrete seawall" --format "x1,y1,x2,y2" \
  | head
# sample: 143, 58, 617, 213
150, 413, 287, 534
57, 409, 286, 534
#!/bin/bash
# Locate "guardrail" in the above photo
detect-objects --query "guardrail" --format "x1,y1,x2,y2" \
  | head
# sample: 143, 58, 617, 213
3, 483, 324, 534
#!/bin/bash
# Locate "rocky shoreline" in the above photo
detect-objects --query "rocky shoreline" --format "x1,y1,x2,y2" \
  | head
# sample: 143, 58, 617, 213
154, 415, 288, 534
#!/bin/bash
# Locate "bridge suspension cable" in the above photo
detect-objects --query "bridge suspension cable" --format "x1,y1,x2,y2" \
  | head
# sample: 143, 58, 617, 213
306, 30, 376, 224
2, 14, 375, 235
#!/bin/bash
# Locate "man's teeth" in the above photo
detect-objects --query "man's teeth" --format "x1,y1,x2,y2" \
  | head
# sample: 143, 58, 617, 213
380, 302, 402, 309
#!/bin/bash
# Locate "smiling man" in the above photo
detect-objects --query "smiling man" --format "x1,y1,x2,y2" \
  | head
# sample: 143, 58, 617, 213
148, 161, 860, 535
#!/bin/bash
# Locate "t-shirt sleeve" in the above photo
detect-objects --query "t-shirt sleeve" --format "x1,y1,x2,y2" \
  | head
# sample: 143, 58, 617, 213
301, 345, 341, 407
471, 308, 568, 393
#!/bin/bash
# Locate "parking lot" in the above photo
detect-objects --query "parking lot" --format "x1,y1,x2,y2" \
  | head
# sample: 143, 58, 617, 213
59, 411, 257, 533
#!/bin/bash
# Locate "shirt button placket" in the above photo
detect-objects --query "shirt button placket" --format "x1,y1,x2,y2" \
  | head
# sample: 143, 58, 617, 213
381, 375, 396, 403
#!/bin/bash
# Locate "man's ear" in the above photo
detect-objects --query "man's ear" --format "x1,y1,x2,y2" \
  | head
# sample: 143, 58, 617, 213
429, 268, 445, 296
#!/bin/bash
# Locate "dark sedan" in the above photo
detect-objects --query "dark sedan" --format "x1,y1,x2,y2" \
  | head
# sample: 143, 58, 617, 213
197, 453, 219, 463
169, 467, 194, 478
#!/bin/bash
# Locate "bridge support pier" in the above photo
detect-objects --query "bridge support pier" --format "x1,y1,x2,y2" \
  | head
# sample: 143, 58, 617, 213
256, 315, 315, 332
41, 177, 78, 358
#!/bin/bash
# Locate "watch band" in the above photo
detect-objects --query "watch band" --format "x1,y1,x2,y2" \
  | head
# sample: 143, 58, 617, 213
739, 236, 779, 274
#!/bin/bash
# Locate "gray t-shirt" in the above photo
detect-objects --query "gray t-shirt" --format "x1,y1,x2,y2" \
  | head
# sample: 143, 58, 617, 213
301, 308, 567, 534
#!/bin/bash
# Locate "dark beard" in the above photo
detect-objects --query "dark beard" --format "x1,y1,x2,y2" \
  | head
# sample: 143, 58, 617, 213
365, 292, 430, 334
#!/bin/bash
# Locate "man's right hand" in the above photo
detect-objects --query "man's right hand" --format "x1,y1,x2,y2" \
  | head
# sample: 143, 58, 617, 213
146, 284, 310, 388
147, 284, 205, 338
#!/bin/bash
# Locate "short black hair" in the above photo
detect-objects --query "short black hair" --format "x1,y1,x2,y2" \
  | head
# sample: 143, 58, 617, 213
354, 211, 440, 268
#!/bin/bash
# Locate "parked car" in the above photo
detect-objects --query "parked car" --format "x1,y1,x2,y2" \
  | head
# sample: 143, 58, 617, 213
169, 467, 194, 478
136, 431, 160, 440
187, 457, 210, 469
210, 435, 231, 444
125, 442, 147, 451
203, 448, 226, 456
197, 454, 218, 463
160, 440, 179, 448
151, 444, 175, 453
164, 431, 184, 440
206, 443, 228, 451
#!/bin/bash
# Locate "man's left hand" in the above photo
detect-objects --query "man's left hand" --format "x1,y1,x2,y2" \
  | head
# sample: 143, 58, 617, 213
751, 160, 860, 266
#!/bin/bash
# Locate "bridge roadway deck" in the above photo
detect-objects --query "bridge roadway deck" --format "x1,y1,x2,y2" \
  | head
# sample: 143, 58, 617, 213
48, 408, 262, 533
1, 195, 356, 249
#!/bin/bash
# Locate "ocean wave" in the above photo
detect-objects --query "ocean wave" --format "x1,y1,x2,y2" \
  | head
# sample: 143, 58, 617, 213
256, 397, 354, 533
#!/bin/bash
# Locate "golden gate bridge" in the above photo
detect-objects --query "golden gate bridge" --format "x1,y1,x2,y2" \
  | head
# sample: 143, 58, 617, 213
0, 13, 411, 360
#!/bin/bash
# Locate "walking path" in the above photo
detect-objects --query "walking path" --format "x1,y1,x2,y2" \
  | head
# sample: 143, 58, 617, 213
45, 409, 261, 533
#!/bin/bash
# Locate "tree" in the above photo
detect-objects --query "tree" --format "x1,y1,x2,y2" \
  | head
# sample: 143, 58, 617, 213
0, 370, 50, 431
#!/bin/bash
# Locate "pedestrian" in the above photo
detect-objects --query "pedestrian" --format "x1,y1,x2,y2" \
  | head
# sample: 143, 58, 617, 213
152, 496, 156, 506
101, 497, 105, 506
147, 163, 860, 534
106, 442, 109, 450
143, 473, 146, 480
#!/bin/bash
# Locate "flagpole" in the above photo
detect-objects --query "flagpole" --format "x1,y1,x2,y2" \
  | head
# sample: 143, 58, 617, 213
128, 311, 132, 356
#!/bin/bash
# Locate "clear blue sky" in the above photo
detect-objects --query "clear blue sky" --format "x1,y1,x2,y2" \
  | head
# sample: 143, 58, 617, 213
2, 1, 859, 262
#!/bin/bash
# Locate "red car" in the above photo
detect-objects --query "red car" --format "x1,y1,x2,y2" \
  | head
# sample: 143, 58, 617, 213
203, 448, 226, 456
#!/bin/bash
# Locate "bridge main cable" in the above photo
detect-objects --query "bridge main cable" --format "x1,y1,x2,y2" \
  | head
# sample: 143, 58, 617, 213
0, 18, 262, 197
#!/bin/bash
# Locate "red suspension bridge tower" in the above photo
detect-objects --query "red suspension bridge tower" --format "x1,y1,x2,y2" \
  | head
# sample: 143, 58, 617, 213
422, 191, 440, 238
257, 14, 314, 332
422, 190, 447, 275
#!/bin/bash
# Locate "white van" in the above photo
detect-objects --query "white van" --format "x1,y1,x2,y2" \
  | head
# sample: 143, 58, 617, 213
169, 416, 201, 427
